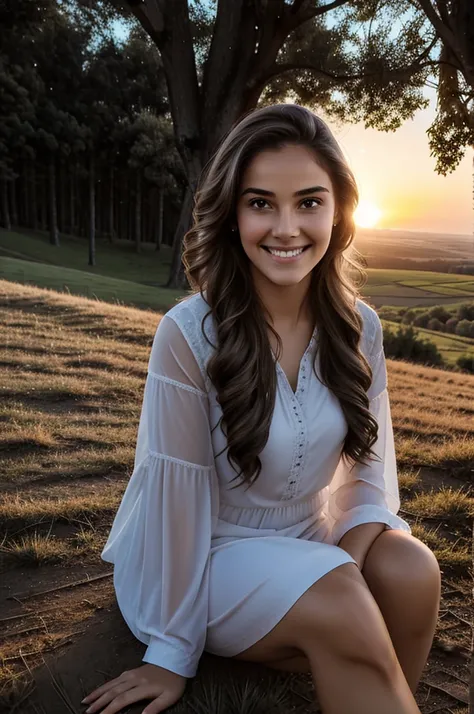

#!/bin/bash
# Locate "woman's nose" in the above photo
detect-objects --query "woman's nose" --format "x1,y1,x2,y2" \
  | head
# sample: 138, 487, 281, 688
272, 208, 300, 238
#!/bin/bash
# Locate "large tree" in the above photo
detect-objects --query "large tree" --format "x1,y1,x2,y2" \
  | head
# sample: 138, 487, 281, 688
1, 2, 179, 259
413, 0, 474, 175
116, 0, 439, 287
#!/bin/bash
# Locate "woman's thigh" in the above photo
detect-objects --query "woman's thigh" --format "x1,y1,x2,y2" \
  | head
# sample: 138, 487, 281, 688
229, 560, 365, 665
205, 537, 357, 659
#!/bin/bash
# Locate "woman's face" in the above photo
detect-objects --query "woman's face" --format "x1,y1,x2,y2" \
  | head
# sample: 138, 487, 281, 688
235, 143, 338, 288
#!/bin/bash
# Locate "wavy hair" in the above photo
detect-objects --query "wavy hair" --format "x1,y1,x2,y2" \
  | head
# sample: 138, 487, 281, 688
181, 103, 381, 490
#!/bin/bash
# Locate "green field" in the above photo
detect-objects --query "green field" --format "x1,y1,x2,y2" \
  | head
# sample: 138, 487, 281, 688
0, 228, 174, 284
364, 269, 474, 302
0, 256, 185, 312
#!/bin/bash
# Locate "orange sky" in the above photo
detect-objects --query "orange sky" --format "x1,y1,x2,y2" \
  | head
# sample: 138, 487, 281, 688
319, 87, 472, 236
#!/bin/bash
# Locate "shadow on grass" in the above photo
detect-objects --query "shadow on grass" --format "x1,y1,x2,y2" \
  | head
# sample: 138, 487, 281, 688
16, 607, 319, 714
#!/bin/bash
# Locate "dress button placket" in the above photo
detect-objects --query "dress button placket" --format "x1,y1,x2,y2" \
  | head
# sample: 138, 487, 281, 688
283, 344, 313, 500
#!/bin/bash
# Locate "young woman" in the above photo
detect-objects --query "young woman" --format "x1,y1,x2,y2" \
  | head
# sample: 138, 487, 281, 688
82, 104, 441, 714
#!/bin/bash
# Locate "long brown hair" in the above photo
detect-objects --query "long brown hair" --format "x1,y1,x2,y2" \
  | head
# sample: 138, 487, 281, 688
181, 103, 380, 490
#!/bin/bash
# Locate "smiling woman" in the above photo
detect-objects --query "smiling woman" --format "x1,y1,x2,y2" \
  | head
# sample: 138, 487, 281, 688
84, 104, 432, 714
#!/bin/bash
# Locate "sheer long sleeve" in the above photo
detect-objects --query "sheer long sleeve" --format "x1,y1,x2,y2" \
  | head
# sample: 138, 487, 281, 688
326, 310, 411, 547
101, 315, 219, 678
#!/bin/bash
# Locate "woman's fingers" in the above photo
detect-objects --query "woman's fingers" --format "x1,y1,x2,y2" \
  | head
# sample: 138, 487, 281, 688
93, 686, 160, 714
82, 672, 129, 704
81, 664, 186, 714
84, 682, 138, 713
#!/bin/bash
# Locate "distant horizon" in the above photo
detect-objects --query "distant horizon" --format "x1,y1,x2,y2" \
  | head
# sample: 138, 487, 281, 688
356, 226, 473, 238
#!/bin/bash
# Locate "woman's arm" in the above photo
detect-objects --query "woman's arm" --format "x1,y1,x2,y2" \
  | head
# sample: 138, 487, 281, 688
324, 306, 411, 549
101, 315, 219, 678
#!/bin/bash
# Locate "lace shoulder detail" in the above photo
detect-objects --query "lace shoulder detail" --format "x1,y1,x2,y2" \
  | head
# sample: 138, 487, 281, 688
164, 292, 217, 392
355, 298, 379, 358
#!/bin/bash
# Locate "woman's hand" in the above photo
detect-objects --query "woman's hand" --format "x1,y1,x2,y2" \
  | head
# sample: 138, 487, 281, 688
81, 663, 187, 714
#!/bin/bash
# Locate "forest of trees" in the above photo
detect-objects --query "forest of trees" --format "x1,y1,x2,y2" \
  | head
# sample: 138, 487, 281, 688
1, 0, 473, 287
0, 0, 184, 263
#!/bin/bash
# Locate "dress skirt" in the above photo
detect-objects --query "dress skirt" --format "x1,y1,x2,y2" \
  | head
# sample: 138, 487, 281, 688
205, 534, 357, 657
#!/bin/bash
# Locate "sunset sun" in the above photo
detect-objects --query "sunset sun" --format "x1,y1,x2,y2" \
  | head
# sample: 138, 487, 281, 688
354, 200, 382, 228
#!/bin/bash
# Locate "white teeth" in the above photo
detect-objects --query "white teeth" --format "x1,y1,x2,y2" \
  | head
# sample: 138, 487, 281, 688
267, 247, 305, 258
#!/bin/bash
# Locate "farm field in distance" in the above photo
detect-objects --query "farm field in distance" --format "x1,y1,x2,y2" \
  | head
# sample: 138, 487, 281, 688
0, 279, 473, 714
362, 269, 474, 308
354, 227, 473, 266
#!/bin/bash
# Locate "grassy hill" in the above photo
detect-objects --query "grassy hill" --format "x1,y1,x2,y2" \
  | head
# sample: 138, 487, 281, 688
0, 280, 472, 713
0, 228, 174, 284
0, 255, 184, 313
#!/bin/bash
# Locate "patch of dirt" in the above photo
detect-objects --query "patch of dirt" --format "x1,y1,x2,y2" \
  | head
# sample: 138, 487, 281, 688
5, 596, 472, 714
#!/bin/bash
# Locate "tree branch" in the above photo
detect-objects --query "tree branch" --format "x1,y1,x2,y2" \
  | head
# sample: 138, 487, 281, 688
416, 0, 457, 56
257, 36, 439, 87
290, 0, 351, 25
126, 0, 165, 39
434, 0, 451, 28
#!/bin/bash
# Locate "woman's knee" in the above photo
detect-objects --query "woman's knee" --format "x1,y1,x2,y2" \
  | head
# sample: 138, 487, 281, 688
293, 562, 398, 674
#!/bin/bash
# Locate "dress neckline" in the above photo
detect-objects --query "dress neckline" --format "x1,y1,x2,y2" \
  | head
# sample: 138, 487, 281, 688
272, 325, 318, 396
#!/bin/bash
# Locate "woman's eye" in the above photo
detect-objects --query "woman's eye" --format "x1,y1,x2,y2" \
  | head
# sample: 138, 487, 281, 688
301, 198, 321, 208
249, 199, 268, 209
249, 198, 321, 209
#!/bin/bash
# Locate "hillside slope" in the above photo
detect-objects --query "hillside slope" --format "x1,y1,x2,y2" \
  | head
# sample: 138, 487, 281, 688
0, 281, 472, 714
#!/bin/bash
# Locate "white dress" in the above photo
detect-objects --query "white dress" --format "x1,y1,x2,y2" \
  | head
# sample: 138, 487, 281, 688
101, 292, 411, 678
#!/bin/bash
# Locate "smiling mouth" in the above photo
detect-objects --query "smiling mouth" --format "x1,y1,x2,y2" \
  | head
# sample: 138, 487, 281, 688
261, 245, 311, 253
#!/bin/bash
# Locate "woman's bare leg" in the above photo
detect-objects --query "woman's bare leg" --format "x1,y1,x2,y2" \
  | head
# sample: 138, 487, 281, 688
361, 529, 442, 694
232, 562, 422, 713
297, 564, 422, 714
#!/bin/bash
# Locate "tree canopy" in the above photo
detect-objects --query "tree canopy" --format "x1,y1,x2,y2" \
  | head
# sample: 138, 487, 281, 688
1, 1, 472, 285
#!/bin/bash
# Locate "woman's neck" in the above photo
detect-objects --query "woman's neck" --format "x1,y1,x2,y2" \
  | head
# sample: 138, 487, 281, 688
253, 272, 313, 329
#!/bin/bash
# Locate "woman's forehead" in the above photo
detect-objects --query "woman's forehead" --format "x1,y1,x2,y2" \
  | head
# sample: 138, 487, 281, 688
239, 146, 333, 193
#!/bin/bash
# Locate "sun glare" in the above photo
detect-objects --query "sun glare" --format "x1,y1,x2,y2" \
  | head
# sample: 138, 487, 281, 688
354, 200, 382, 228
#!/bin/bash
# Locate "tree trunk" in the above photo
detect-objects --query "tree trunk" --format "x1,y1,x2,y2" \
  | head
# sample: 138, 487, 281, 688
120, 175, 126, 241
31, 161, 37, 230
166, 184, 195, 288
59, 161, 67, 234
109, 165, 114, 243
1, 177, 11, 230
22, 158, 29, 227
156, 186, 164, 251
40, 170, 47, 231
128, 1, 325, 288
10, 177, 18, 226
48, 156, 60, 246
69, 165, 75, 235
88, 155, 96, 267
135, 170, 142, 253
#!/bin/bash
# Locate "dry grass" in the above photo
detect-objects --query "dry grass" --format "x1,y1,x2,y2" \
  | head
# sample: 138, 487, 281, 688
405, 487, 474, 519
0, 279, 472, 714
0, 280, 472, 561
410, 523, 471, 568
0, 531, 73, 565
0, 492, 123, 525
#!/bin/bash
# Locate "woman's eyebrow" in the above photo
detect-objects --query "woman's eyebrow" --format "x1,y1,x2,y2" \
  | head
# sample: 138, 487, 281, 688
241, 186, 330, 197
